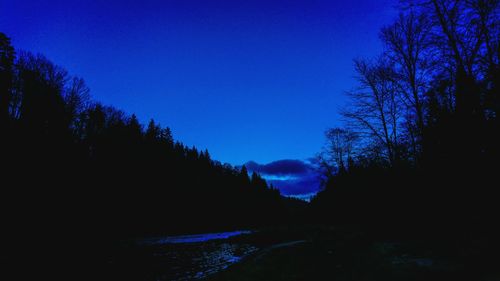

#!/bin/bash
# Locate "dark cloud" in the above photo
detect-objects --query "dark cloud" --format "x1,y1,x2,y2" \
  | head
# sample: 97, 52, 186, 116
243, 159, 322, 199
244, 159, 314, 177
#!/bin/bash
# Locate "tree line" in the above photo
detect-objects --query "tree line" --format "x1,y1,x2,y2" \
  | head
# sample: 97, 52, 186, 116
313, 0, 500, 234
0, 33, 305, 243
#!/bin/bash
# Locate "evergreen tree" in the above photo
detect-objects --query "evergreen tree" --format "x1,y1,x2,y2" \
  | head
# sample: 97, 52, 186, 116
0, 32, 15, 122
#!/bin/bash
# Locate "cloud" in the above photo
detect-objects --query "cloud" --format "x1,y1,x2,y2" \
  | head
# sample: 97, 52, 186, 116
243, 159, 322, 199
245, 159, 314, 177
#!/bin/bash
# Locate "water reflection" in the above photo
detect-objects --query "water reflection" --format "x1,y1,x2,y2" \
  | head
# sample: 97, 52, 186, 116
112, 231, 257, 281
156, 242, 258, 280
139, 230, 253, 245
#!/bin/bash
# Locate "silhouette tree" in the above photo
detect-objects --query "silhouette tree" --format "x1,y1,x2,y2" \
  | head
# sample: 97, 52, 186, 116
380, 11, 433, 159
64, 77, 91, 139
314, 0, 500, 236
126, 114, 143, 141
321, 127, 358, 173
239, 165, 250, 185
251, 172, 268, 190
0, 40, 304, 250
145, 119, 161, 141
0, 32, 15, 123
16, 52, 69, 137
342, 58, 404, 166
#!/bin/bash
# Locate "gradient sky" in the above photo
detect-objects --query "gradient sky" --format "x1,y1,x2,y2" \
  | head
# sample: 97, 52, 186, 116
1, 0, 397, 166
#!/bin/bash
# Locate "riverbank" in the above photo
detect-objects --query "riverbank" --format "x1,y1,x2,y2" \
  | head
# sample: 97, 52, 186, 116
105, 227, 313, 281
102, 226, 500, 281
208, 226, 500, 281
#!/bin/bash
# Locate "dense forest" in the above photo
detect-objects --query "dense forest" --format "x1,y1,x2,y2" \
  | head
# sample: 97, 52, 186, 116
312, 0, 499, 236
2, 0, 499, 241
0, 32, 305, 244
2, 0, 500, 279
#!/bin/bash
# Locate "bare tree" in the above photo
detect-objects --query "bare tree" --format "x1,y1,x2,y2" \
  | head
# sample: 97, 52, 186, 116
381, 11, 434, 144
323, 127, 358, 173
342, 58, 404, 166
406, 0, 500, 115
64, 77, 91, 138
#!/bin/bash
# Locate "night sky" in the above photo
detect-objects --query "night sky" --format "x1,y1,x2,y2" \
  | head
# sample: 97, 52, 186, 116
1, 0, 397, 198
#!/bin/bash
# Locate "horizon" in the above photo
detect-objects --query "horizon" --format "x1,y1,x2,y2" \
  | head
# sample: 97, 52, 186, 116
3, 1, 500, 280
1, 0, 397, 167
1, 0, 398, 198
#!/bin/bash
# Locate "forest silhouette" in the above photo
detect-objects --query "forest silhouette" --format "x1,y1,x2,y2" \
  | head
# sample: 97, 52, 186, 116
311, 1, 499, 239
0, 39, 305, 234
1, 31, 306, 279
1, 0, 500, 280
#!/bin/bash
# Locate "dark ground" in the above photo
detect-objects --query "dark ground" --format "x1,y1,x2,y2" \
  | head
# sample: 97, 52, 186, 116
207, 226, 500, 281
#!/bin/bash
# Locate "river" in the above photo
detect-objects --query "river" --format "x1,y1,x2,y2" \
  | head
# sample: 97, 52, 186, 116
109, 230, 258, 281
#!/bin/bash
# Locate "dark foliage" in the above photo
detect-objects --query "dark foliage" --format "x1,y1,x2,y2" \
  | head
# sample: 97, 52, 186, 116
0, 32, 306, 279
313, 0, 500, 240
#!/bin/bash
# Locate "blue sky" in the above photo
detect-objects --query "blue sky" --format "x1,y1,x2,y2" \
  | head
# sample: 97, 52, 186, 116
1, 0, 397, 196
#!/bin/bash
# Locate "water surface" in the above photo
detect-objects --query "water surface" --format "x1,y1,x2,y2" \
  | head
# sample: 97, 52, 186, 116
139, 230, 253, 245
111, 230, 257, 281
